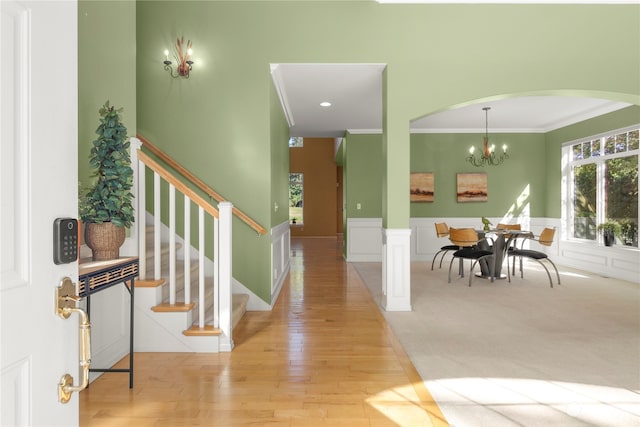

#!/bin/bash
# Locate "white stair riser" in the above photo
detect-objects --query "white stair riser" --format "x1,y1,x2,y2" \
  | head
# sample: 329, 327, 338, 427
134, 306, 220, 353
135, 285, 165, 310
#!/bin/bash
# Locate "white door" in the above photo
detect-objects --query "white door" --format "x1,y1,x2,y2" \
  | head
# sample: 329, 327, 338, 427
1, 0, 78, 425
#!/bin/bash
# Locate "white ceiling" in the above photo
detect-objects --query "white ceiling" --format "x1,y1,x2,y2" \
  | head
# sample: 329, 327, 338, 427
377, 0, 640, 3
271, 63, 632, 138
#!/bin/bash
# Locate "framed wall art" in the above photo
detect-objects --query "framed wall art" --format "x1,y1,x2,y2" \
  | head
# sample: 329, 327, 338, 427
456, 172, 487, 202
410, 172, 434, 202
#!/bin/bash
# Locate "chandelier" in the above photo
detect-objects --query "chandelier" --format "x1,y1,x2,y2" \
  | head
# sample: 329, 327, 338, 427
467, 107, 509, 167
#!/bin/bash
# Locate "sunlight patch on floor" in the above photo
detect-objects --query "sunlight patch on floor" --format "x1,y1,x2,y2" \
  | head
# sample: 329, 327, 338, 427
560, 270, 590, 279
426, 377, 640, 427
366, 383, 445, 427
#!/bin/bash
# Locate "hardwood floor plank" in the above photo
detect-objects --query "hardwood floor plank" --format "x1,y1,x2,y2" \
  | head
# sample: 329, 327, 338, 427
80, 237, 447, 426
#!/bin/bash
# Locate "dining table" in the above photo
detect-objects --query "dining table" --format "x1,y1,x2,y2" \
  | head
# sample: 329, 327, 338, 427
475, 228, 532, 279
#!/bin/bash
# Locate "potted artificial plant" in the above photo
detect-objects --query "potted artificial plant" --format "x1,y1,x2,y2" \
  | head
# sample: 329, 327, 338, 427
597, 220, 622, 247
80, 101, 135, 261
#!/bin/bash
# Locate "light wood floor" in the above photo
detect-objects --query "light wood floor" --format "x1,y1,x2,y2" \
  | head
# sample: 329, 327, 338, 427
80, 237, 448, 427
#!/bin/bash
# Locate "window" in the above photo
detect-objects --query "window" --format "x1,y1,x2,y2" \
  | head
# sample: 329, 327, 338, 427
289, 137, 303, 148
289, 173, 303, 225
573, 163, 597, 240
566, 127, 639, 247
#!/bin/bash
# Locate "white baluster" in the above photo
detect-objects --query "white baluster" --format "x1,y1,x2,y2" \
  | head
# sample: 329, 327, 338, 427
128, 138, 141, 259
153, 172, 161, 280
198, 207, 205, 328
213, 216, 219, 329
169, 184, 176, 305
137, 157, 146, 280
184, 195, 191, 304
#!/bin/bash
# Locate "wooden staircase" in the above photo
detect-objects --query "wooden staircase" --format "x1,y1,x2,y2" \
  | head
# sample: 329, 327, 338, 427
133, 224, 248, 353
127, 134, 267, 353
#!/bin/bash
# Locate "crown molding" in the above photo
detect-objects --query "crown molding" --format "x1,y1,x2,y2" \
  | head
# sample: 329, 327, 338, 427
270, 64, 294, 128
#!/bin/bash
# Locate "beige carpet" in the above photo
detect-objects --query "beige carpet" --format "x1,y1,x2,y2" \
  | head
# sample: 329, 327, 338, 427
354, 260, 640, 427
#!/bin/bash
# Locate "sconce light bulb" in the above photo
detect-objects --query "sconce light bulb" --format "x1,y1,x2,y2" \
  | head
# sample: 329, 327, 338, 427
490, 144, 495, 153
187, 48, 193, 56
502, 144, 507, 152
469, 146, 475, 154
164, 49, 169, 60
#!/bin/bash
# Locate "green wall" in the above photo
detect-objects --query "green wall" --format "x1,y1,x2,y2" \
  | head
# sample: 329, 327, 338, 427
410, 133, 547, 218
344, 133, 383, 218
343, 108, 640, 226
344, 132, 547, 220
78, 0, 137, 188
346, 108, 640, 222
132, 1, 639, 304
270, 82, 290, 228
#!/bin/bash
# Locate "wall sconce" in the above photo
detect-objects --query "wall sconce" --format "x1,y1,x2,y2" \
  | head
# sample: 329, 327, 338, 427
163, 37, 194, 78
467, 107, 509, 167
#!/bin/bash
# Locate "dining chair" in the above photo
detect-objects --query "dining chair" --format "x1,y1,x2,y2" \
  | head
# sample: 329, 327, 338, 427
497, 222, 521, 235
507, 227, 560, 287
447, 227, 495, 286
431, 222, 460, 270
496, 223, 523, 247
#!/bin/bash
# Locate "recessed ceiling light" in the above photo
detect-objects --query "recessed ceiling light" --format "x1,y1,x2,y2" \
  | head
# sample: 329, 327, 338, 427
320, 101, 332, 107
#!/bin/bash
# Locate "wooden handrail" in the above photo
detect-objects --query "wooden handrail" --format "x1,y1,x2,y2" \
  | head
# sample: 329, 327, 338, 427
137, 133, 267, 235
138, 150, 219, 219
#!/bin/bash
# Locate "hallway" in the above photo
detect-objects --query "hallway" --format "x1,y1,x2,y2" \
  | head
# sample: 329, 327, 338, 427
80, 237, 446, 426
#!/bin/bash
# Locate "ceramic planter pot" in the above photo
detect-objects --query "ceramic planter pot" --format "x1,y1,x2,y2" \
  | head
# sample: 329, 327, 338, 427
603, 231, 615, 247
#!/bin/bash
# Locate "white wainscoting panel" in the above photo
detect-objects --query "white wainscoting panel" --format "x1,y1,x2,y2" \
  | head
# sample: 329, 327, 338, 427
411, 218, 440, 262
559, 240, 640, 283
346, 218, 383, 261
270, 221, 290, 306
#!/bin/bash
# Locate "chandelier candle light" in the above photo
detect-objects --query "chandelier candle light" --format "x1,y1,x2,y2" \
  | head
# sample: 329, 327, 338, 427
467, 107, 509, 167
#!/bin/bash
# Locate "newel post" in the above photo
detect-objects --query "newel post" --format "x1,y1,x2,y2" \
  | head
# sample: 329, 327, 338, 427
121, 136, 142, 258
218, 201, 233, 351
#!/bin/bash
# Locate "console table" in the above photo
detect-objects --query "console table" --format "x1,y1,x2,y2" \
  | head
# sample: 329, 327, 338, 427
79, 256, 138, 388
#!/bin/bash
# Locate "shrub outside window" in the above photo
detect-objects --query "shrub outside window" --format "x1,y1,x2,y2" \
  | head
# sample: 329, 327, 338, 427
289, 173, 303, 225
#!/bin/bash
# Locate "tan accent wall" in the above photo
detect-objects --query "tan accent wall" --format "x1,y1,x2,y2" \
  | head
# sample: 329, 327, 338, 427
290, 138, 338, 237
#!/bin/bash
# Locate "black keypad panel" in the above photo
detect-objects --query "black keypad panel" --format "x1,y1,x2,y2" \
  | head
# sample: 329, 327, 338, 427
54, 218, 79, 264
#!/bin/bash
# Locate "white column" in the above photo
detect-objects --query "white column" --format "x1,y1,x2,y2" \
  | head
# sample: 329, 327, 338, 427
382, 228, 412, 311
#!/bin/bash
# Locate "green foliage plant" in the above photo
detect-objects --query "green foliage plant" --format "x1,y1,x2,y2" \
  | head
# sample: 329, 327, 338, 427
80, 101, 135, 228
620, 220, 638, 246
596, 220, 622, 237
